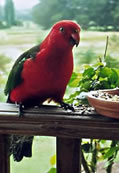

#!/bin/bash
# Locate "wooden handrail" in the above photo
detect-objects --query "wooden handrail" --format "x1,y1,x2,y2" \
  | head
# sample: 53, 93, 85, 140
0, 102, 119, 173
0, 103, 119, 139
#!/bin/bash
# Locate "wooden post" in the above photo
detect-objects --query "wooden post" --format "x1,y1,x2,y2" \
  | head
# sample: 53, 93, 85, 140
0, 135, 10, 173
57, 137, 81, 173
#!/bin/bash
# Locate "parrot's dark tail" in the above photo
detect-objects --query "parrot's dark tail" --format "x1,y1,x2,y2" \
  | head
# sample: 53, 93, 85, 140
9, 135, 34, 162
6, 97, 34, 162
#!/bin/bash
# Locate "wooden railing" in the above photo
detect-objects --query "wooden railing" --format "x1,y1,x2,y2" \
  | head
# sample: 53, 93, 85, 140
0, 102, 119, 173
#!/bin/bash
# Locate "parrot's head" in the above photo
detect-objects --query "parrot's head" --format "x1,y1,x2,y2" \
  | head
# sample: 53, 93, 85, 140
46, 20, 81, 51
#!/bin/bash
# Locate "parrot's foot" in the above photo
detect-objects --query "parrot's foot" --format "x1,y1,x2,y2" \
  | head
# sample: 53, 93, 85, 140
60, 102, 75, 112
18, 103, 24, 118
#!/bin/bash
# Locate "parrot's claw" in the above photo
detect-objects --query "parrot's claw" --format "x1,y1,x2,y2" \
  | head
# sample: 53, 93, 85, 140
18, 103, 24, 118
60, 102, 75, 112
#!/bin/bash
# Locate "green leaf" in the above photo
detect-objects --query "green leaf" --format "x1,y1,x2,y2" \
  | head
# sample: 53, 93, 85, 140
99, 67, 112, 78
83, 67, 95, 79
92, 74, 98, 80
105, 158, 114, 168
108, 69, 119, 84
100, 140, 107, 144
80, 80, 92, 90
104, 147, 118, 159
115, 78, 119, 86
91, 80, 101, 90
83, 64, 91, 69
64, 91, 80, 104
93, 62, 105, 68
68, 72, 78, 85
99, 77, 108, 82
47, 168, 56, 173
68, 72, 82, 87
114, 68, 119, 76
100, 80, 110, 89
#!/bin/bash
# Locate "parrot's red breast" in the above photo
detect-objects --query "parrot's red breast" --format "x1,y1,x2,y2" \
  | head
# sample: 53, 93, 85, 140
6, 20, 81, 105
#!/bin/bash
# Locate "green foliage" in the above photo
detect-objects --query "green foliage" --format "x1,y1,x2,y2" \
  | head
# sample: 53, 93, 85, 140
32, 0, 62, 29
104, 146, 118, 160
81, 140, 119, 173
47, 168, 56, 173
65, 52, 119, 172
66, 61, 119, 105
4, 0, 15, 28
32, 0, 119, 30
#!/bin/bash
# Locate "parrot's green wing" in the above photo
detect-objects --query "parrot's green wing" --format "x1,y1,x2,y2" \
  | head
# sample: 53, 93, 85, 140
4, 44, 40, 96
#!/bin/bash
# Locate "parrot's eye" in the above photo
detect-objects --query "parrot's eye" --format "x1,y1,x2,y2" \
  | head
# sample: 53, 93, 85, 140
59, 27, 64, 32
74, 29, 78, 33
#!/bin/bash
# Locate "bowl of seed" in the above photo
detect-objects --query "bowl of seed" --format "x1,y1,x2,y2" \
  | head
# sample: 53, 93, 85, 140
87, 88, 119, 119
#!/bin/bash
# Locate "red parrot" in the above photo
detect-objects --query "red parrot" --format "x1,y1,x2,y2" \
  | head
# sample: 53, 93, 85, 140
5, 20, 80, 161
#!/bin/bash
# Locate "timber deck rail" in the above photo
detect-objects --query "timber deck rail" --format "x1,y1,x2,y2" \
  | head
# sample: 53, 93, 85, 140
0, 102, 119, 173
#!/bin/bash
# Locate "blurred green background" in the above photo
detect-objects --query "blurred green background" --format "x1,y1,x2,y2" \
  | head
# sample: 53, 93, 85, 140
0, 0, 119, 172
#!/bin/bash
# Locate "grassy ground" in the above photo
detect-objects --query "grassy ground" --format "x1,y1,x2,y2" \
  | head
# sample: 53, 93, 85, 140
0, 26, 119, 173
0, 27, 119, 57
1, 26, 119, 72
